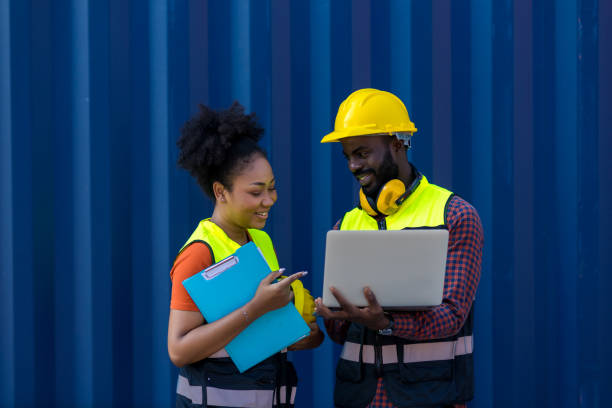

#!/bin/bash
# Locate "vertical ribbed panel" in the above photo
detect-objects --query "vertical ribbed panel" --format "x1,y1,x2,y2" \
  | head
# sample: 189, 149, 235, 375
577, 1, 600, 405
90, 0, 113, 405
130, 0, 153, 404
149, 1, 173, 406
0, 0, 14, 405
71, 1, 93, 405
1, 1, 611, 407
431, 0, 452, 187
10, 0, 35, 406
555, 1, 578, 405
492, 1, 515, 406
598, 2, 612, 404
512, 1, 535, 404
310, 3, 335, 407
470, 0, 493, 406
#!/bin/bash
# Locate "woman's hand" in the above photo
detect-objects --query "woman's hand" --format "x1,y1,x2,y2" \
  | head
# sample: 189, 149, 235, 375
287, 322, 325, 350
249, 269, 307, 316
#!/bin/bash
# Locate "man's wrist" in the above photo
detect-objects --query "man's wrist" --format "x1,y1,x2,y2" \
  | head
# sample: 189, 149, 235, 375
377, 315, 391, 330
377, 313, 394, 335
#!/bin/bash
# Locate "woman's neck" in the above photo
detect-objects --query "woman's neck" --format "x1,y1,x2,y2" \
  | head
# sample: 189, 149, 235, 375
210, 211, 249, 246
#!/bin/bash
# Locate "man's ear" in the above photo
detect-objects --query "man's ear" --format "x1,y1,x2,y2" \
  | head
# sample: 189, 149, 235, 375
390, 137, 405, 153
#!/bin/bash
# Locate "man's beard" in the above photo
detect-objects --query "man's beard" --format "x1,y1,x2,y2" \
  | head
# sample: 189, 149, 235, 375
364, 148, 399, 199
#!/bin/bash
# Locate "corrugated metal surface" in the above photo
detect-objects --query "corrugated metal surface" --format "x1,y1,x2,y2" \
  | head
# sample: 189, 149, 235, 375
1, 0, 610, 407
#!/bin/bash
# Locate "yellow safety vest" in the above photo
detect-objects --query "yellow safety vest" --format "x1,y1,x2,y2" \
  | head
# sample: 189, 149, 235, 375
179, 219, 315, 324
334, 176, 476, 408
175, 220, 297, 407
340, 175, 453, 230
179, 218, 279, 271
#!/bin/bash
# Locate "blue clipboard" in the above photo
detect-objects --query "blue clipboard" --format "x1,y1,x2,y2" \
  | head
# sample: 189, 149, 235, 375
182, 242, 310, 372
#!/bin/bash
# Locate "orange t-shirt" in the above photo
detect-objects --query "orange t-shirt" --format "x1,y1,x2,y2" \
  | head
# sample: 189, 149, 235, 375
169, 243, 213, 311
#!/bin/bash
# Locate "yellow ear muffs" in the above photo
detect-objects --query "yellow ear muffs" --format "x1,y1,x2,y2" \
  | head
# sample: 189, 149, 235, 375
290, 279, 316, 323
359, 179, 406, 216
375, 179, 406, 215
278, 276, 316, 323
359, 188, 379, 216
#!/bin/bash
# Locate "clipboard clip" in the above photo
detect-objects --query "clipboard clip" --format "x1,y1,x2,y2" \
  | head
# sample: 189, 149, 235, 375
202, 255, 239, 280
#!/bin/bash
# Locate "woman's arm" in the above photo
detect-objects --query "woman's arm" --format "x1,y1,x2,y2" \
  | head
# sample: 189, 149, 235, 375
168, 299, 262, 367
168, 269, 306, 367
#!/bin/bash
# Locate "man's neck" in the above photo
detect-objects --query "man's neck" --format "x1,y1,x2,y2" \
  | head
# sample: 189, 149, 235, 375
397, 161, 416, 189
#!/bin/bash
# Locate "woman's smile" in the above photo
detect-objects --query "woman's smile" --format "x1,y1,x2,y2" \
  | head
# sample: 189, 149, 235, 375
255, 211, 269, 219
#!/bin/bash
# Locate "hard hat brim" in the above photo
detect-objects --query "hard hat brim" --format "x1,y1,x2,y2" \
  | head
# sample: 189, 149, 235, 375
320, 126, 417, 143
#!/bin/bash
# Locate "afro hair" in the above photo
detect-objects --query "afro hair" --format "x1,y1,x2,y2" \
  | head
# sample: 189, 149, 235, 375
177, 101, 267, 199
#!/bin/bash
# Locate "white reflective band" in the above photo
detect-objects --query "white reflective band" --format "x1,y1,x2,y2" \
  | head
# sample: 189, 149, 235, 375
275, 385, 297, 405
206, 386, 274, 407
340, 335, 473, 364
208, 348, 230, 358
176, 375, 203, 405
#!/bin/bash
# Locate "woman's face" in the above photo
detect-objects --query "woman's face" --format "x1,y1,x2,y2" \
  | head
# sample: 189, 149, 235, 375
223, 155, 277, 230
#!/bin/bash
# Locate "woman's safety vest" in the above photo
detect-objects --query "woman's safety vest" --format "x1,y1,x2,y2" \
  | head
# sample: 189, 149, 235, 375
335, 176, 474, 408
175, 219, 297, 408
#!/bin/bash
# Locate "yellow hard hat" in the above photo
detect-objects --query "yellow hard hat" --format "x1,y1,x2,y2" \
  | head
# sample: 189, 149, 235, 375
321, 88, 417, 143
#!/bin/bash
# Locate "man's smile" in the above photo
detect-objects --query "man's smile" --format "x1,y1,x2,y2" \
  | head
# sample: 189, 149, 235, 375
355, 171, 375, 186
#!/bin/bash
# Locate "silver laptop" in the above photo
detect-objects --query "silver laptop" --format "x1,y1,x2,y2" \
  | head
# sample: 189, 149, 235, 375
321, 229, 449, 310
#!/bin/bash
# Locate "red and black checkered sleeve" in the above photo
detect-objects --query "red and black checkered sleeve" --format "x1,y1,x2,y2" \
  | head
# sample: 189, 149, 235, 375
391, 195, 484, 340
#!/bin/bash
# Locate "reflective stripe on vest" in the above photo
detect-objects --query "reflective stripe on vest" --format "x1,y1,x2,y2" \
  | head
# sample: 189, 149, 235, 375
277, 386, 297, 405
340, 175, 453, 231
206, 386, 273, 407
177, 376, 296, 407
179, 218, 280, 271
208, 348, 230, 358
340, 335, 473, 364
177, 375, 203, 405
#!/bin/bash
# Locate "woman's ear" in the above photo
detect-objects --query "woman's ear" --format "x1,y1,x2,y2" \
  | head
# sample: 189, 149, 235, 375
212, 181, 226, 203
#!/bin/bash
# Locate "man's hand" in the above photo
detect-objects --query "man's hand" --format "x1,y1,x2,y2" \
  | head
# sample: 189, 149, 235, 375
314, 286, 390, 331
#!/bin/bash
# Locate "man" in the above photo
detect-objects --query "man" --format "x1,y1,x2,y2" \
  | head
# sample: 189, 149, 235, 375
314, 88, 483, 408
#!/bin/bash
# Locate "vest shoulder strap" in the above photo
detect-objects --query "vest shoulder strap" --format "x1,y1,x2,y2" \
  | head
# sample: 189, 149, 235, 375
247, 229, 279, 271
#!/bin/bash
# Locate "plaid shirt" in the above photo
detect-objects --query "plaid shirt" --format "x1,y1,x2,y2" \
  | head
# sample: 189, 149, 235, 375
324, 195, 483, 408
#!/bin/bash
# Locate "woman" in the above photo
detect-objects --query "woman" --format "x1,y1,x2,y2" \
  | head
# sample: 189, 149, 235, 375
168, 102, 323, 408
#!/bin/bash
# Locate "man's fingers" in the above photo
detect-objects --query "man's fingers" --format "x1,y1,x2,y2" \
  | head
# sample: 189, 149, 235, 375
363, 286, 381, 309
330, 287, 358, 312
314, 297, 350, 320
314, 298, 333, 318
